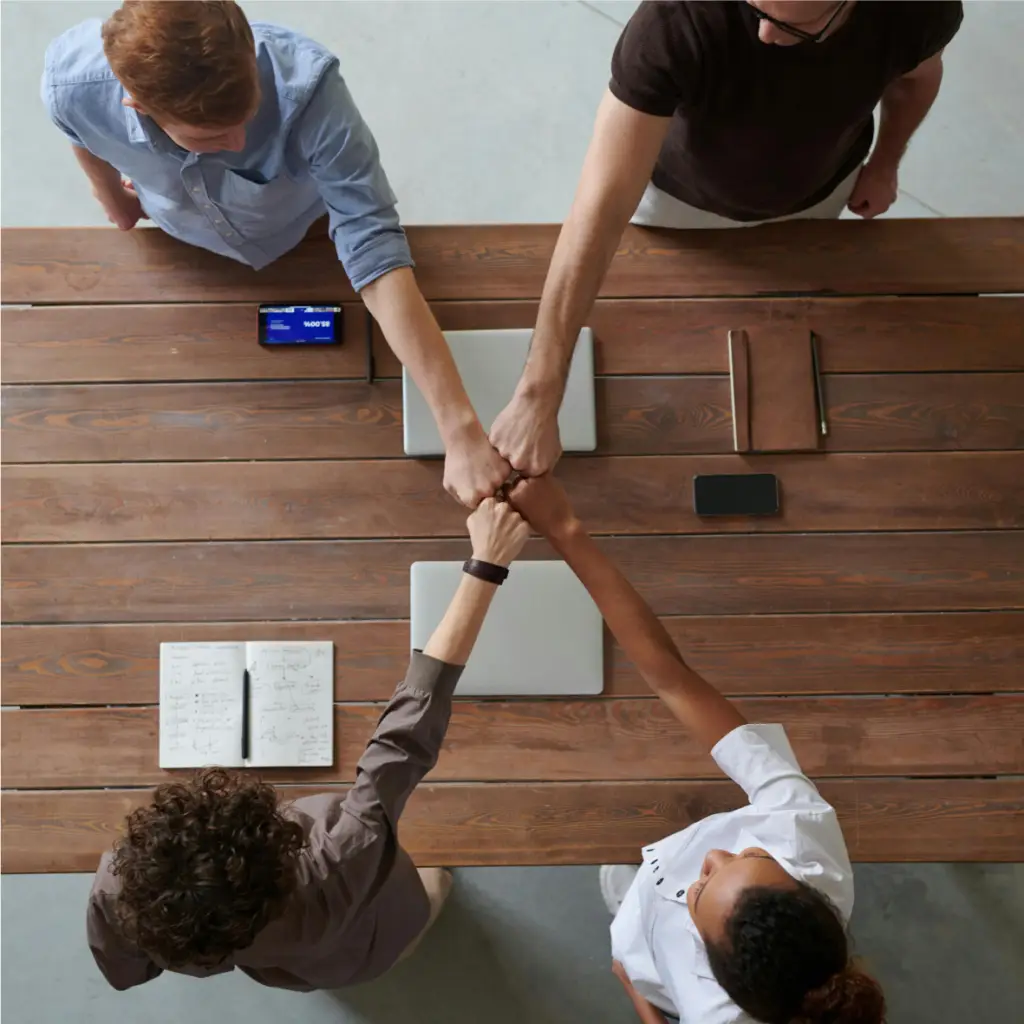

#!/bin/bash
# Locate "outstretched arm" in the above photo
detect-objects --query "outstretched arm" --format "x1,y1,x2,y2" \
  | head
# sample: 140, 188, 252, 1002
510, 477, 744, 752
489, 90, 670, 475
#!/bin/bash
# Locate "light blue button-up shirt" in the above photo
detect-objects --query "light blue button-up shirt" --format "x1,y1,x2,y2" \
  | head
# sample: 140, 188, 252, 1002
42, 20, 413, 286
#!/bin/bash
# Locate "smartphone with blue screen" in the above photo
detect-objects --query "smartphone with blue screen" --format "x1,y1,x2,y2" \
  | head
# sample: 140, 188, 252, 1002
258, 305, 343, 346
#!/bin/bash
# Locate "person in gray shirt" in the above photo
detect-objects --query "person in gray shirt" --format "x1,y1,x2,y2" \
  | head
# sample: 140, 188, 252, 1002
43, 0, 509, 506
86, 497, 529, 991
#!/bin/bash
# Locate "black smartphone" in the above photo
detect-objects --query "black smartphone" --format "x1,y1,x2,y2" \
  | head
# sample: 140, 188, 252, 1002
258, 305, 343, 346
693, 474, 780, 517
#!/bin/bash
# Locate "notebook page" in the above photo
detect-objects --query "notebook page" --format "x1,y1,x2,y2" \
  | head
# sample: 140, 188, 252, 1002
246, 642, 333, 767
159, 643, 245, 768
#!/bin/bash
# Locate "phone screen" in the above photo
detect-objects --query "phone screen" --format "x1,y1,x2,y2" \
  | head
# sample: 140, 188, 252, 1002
693, 474, 780, 517
258, 305, 343, 345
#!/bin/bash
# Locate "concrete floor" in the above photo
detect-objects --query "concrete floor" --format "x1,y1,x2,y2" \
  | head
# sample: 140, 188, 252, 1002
1, 2, 1023, 1022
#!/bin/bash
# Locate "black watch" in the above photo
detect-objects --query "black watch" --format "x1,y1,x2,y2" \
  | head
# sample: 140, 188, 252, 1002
462, 558, 510, 585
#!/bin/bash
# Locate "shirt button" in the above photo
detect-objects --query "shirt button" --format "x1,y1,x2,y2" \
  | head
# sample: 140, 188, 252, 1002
656, 878, 664, 886
676, 890, 685, 898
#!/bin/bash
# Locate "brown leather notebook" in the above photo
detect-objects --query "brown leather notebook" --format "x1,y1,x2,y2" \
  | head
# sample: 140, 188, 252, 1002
745, 326, 821, 452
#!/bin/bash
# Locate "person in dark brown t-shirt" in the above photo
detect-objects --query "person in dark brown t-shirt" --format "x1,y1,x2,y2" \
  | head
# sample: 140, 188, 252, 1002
489, 1, 963, 478
86, 497, 530, 992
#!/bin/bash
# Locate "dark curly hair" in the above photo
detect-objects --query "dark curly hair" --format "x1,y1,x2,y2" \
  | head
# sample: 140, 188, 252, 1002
111, 768, 306, 967
705, 883, 886, 1024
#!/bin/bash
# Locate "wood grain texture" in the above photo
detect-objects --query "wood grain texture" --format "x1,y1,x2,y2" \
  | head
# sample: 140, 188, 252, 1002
0, 377, 733, 462
6, 611, 1021, 706
4, 695, 1022, 788
7, 373, 1020, 463
6, 296, 1021, 383
6, 778, 1022, 872
4, 221, 1023, 303
5, 453, 1022, 543
0, 302, 382, 384
748, 327, 820, 452
5, 532, 1022, 625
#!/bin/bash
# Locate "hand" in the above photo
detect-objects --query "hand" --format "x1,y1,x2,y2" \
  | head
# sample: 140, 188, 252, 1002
847, 160, 898, 219
490, 389, 563, 476
466, 497, 530, 567
443, 425, 511, 508
611, 960, 630, 986
611, 961, 669, 1024
94, 179, 147, 231
508, 475, 579, 542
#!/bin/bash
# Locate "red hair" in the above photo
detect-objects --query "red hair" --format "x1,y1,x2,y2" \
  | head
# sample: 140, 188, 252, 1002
102, 1, 259, 126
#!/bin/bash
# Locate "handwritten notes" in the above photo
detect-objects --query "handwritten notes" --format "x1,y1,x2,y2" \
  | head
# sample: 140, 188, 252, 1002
159, 643, 246, 768
158, 641, 333, 769
246, 642, 333, 767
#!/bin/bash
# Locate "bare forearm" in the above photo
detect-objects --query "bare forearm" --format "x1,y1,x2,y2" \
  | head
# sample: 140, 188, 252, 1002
360, 266, 478, 441
520, 195, 636, 400
520, 91, 669, 403
423, 574, 499, 665
72, 146, 121, 195
871, 63, 943, 168
551, 522, 744, 750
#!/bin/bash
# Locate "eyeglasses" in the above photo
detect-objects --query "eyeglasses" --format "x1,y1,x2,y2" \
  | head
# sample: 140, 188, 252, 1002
750, 1, 848, 43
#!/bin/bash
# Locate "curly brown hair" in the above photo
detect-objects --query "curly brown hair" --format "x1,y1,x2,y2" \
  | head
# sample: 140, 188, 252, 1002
111, 768, 306, 967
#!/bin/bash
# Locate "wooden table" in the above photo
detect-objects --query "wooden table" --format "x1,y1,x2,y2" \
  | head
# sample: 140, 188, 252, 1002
2, 220, 1023, 873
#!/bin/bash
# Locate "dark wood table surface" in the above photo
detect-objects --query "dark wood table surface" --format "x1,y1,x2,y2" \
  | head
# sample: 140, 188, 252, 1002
2, 220, 1023, 872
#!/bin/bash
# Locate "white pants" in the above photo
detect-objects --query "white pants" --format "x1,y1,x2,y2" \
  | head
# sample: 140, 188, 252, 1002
631, 166, 861, 229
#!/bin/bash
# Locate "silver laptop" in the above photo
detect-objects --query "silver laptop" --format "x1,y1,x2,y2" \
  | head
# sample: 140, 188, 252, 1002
409, 561, 604, 696
403, 328, 597, 456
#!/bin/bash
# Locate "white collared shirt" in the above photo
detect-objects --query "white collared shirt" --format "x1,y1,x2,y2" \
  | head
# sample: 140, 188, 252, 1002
610, 724, 854, 1022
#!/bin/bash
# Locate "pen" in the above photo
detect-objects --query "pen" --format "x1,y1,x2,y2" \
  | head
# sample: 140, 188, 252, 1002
810, 330, 828, 437
242, 668, 250, 763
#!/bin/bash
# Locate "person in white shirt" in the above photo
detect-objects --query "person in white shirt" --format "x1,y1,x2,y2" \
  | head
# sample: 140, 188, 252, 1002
508, 476, 886, 1024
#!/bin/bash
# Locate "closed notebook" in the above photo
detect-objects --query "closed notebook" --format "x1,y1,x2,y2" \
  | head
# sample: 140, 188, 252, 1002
159, 641, 333, 769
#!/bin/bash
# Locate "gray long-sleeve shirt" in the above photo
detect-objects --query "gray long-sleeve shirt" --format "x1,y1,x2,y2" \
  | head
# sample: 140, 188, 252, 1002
87, 652, 463, 991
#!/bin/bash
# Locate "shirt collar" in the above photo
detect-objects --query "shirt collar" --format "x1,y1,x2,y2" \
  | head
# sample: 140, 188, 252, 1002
123, 105, 185, 158
123, 104, 151, 147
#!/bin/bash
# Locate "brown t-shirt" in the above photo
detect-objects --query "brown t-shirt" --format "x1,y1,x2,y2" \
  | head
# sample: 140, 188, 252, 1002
610, 1, 963, 220
87, 652, 463, 992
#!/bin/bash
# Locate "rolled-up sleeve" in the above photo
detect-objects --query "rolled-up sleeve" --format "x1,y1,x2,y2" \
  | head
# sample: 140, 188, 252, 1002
298, 62, 413, 291
711, 723, 831, 813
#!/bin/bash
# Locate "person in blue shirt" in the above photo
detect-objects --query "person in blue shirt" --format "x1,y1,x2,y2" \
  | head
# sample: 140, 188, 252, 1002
41, 0, 509, 507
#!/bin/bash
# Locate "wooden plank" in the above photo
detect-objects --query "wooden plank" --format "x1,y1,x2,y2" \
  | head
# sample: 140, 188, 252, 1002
3, 221, 1023, 303
6, 453, 1022, 543
822, 373, 1024, 453
6, 372, 1023, 463
5, 533, 1021, 624
438, 296, 1024, 375
0, 303, 381, 384
4, 696, 1021, 788
8, 297, 1021, 384
0, 377, 732, 462
4, 778, 1022, 872
6, 612, 1021, 706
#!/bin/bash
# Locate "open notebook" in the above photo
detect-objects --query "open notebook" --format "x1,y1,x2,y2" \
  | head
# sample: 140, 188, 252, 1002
159, 641, 333, 769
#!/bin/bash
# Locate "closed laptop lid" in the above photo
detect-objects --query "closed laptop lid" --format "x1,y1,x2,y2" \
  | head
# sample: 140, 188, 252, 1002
403, 328, 596, 456
409, 560, 604, 696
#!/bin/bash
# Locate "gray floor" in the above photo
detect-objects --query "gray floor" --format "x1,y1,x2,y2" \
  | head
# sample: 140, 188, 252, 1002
2, 2, 1023, 1022
3, 866, 1023, 1024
